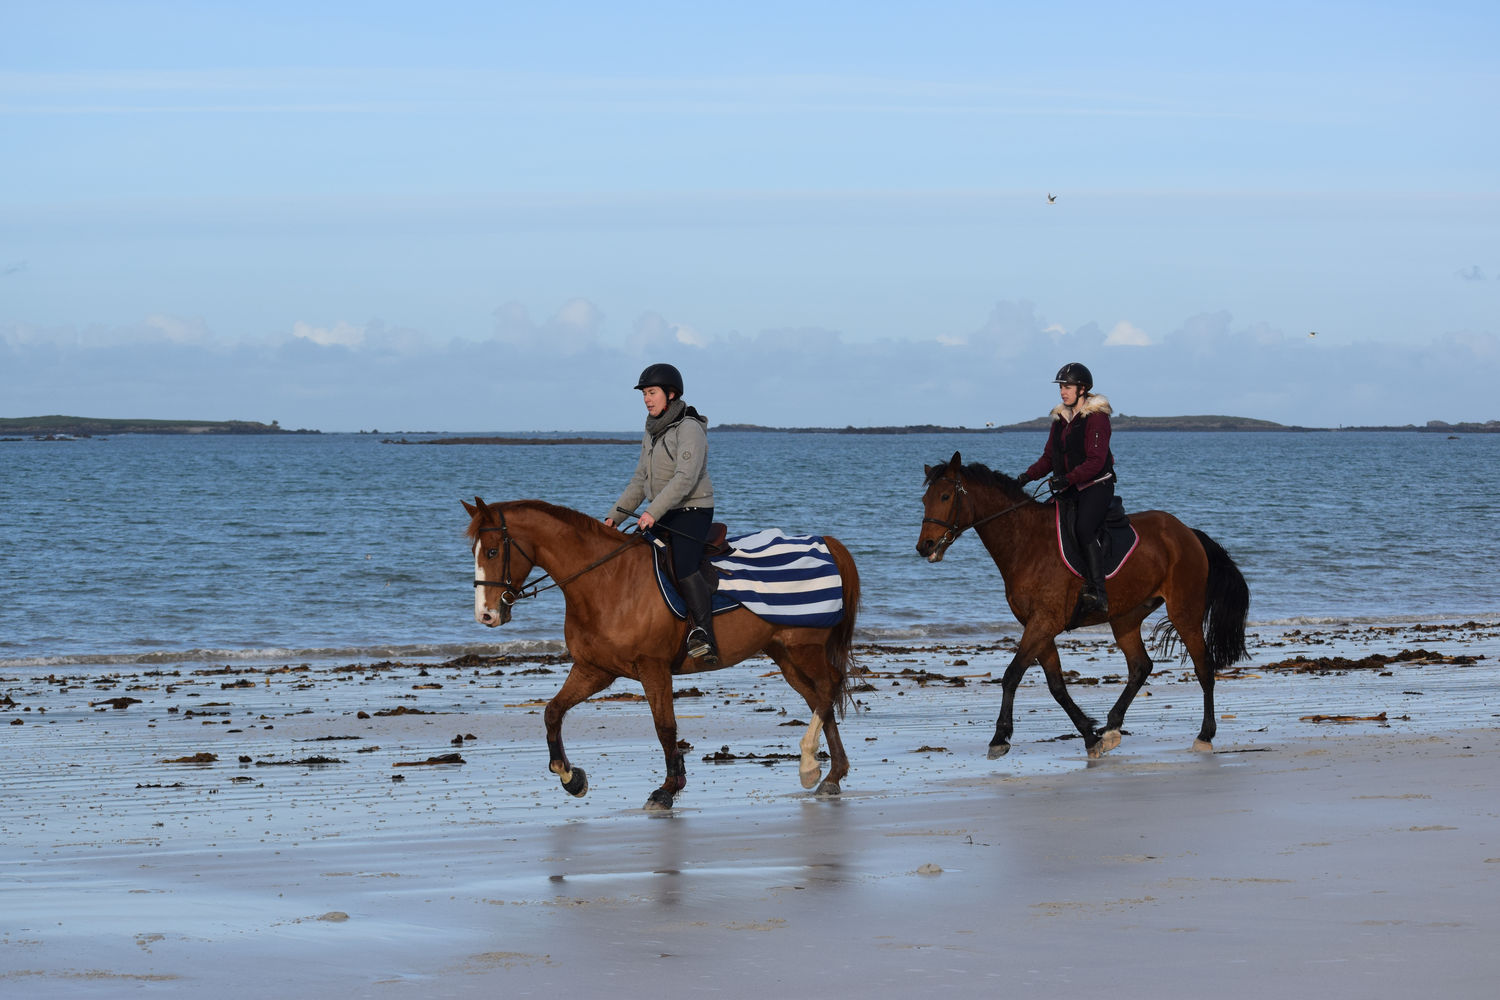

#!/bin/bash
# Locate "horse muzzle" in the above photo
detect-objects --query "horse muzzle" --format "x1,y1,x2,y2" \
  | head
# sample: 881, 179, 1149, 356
478, 603, 512, 627
916, 537, 947, 562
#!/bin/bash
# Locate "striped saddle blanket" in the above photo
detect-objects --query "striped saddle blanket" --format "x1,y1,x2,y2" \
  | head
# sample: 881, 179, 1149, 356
651, 529, 845, 628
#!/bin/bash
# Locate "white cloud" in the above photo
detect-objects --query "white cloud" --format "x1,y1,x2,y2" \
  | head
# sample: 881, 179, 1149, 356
673, 323, 708, 347
293, 320, 364, 347
144, 314, 209, 344
1104, 320, 1151, 346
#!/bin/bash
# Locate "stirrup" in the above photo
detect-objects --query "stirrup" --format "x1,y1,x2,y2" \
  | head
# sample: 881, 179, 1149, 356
686, 627, 719, 663
1077, 590, 1109, 615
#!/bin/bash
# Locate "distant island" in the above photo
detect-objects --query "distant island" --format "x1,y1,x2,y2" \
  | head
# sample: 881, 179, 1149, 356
0, 416, 317, 437
5, 414, 1497, 440
719, 416, 1500, 434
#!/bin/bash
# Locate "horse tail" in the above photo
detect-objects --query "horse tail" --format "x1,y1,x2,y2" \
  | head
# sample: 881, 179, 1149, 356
822, 535, 861, 717
1192, 528, 1250, 671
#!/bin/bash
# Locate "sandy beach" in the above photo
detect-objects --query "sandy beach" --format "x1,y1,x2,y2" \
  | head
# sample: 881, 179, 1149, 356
4, 620, 1499, 998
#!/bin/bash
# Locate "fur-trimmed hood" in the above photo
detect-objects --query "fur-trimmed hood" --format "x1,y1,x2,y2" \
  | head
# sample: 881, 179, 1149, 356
1049, 393, 1111, 424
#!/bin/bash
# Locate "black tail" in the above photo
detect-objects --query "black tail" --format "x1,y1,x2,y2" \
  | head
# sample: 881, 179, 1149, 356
822, 536, 861, 717
1193, 529, 1250, 670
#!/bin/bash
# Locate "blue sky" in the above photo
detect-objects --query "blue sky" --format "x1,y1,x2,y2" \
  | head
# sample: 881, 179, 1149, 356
3, 1, 1497, 430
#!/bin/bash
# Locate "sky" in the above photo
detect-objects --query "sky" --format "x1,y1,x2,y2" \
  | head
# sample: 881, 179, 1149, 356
2, 0, 1497, 431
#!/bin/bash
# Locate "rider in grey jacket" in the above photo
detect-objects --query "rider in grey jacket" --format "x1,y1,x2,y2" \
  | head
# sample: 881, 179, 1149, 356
604, 363, 720, 665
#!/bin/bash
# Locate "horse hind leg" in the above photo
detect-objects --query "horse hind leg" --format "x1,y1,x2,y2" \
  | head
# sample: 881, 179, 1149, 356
1098, 624, 1155, 756
1160, 609, 1216, 751
798, 715, 825, 789
770, 641, 848, 796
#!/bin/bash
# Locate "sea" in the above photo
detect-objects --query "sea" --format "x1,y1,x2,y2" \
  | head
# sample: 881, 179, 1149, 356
2, 429, 1497, 671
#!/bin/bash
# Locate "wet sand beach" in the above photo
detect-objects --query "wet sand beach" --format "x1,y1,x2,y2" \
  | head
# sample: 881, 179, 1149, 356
4, 620, 1499, 998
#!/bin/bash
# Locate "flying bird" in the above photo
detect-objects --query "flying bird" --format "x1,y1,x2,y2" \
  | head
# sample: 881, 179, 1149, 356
1046, 193, 1057, 204
1308, 331, 1317, 338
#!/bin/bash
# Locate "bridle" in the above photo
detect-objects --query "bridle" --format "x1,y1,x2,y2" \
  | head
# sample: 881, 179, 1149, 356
922, 469, 1037, 555
472, 506, 533, 609
472, 506, 641, 608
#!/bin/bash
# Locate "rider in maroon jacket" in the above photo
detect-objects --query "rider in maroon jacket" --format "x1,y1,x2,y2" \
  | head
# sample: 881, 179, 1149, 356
1018, 362, 1115, 616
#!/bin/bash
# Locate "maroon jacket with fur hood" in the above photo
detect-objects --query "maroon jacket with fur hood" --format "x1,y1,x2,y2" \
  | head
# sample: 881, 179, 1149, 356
1023, 393, 1115, 489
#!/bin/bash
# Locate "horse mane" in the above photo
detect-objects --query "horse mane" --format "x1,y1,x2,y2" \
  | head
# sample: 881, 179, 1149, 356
465, 499, 608, 542
926, 458, 1033, 504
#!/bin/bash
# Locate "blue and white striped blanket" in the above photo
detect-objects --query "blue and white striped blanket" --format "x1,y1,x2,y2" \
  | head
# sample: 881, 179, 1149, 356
652, 529, 846, 628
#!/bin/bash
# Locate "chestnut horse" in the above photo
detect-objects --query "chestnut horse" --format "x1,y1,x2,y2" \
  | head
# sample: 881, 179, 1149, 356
463, 498, 861, 809
916, 453, 1249, 759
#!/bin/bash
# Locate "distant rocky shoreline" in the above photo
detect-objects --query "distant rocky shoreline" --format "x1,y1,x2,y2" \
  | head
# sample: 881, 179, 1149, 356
719, 416, 1500, 434
0, 416, 315, 437
4, 414, 1497, 439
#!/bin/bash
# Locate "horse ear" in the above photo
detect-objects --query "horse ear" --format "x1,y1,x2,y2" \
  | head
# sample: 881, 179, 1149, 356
948, 450, 962, 470
462, 498, 481, 516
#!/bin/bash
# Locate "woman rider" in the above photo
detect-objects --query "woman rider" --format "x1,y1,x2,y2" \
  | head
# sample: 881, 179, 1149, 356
603, 363, 720, 665
1017, 362, 1116, 616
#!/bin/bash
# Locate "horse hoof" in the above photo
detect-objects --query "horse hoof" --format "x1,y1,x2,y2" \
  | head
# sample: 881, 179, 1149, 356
645, 787, 675, 810
1099, 730, 1122, 753
1192, 739, 1213, 752
799, 765, 822, 790
813, 780, 841, 797
987, 742, 1010, 760
559, 766, 588, 797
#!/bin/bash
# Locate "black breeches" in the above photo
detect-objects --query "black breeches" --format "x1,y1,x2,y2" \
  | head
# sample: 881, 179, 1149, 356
660, 507, 714, 580
1069, 484, 1113, 545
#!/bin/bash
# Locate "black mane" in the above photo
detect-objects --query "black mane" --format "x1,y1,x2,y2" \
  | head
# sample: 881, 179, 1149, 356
926, 458, 1032, 502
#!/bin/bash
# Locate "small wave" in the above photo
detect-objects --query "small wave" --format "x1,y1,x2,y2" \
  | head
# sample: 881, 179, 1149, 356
0, 638, 569, 671
855, 622, 1023, 641
1249, 614, 1500, 628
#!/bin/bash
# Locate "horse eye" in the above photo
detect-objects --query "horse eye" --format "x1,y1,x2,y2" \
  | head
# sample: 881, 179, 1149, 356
941, 493, 951, 501
486, 548, 499, 559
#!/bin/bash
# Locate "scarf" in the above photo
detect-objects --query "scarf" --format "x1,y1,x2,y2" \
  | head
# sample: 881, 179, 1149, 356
645, 398, 707, 442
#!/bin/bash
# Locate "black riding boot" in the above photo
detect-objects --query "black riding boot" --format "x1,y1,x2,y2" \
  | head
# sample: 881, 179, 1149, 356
678, 571, 721, 666
1079, 539, 1110, 616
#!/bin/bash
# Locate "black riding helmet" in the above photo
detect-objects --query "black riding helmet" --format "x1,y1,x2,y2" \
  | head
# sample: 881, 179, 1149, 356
634, 363, 684, 398
1053, 362, 1093, 392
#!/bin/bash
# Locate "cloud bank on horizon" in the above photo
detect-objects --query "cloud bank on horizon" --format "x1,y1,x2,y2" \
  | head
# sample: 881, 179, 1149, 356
4, 299, 1495, 431
2, 2, 1497, 431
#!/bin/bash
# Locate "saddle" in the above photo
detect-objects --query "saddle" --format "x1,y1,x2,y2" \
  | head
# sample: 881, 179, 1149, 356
648, 522, 730, 588
1053, 495, 1139, 580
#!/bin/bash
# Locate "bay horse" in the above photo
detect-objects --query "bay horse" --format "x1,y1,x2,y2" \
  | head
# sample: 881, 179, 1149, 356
916, 452, 1249, 759
463, 498, 861, 809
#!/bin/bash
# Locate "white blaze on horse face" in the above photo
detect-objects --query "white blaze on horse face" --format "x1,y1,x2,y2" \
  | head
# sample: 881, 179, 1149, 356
473, 542, 491, 625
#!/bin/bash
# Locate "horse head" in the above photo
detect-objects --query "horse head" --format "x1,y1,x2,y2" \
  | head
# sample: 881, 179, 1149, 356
917, 451, 968, 562
462, 497, 537, 627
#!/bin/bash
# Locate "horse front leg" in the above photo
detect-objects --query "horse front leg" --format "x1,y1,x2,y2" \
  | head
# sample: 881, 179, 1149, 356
1036, 641, 1104, 757
639, 666, 686, 810
543, 661, 615, 798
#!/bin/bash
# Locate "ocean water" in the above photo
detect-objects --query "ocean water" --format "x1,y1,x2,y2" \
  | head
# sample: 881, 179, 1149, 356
2, 429, 1497, 669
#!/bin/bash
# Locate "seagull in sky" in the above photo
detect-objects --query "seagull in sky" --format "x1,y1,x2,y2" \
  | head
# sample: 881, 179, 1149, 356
1046, 193, 1057, 204
1308, 331, 1317, 338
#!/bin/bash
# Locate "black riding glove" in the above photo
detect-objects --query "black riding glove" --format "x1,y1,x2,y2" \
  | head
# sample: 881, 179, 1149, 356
1016, 473, 1032, 487
1049, 474, 1071, 492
